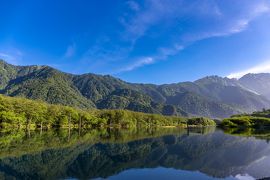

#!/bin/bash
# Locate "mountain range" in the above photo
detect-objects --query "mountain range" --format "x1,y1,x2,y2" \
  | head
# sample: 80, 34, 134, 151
0, 59, 270, 118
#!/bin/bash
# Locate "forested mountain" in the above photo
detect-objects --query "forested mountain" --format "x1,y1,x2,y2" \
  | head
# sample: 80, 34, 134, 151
0, 59, 270, 118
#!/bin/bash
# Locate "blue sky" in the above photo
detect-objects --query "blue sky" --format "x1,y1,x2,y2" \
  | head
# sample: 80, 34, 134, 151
0, 0, 270, 84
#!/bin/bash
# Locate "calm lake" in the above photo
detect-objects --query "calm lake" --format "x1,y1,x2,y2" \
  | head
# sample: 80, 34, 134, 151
0, 127, 270, 180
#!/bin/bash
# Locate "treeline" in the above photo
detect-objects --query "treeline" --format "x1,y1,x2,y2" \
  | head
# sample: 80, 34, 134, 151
221, 109, 270, 128
0, 95, 215, 130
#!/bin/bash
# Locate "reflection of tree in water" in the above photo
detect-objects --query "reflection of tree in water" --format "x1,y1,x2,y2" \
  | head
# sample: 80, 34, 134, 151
0, 127, 270, 179
224, 127, 270, 142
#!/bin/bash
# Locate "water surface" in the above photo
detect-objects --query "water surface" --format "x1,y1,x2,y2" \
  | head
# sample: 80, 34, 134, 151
0, 127, 270, 179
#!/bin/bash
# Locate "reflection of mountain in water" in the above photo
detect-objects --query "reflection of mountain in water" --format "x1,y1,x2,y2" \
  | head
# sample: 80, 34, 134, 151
0, 128, 270, 179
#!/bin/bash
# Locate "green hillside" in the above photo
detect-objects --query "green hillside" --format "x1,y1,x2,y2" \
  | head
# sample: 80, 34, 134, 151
1, 60, 270, 118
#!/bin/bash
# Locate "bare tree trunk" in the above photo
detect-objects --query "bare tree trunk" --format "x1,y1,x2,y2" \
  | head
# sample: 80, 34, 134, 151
68, 127, 71, 142
187, 121, 190, 136
81, 117, 84, 129
27, 118, 31, 129
69, 113, 71, 129
68, 113, 71, 142
79, 116, 82, 136
28, 127, 31, 138
40, 122, 43, 135
27, 118, 32, 138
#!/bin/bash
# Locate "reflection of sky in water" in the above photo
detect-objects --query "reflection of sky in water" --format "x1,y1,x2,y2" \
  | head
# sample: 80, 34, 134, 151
64, 130, 270, 180
244, 156, 270, 179
235, 174, 255, 180
96, 167, 236, 180
1, 128, 270, 179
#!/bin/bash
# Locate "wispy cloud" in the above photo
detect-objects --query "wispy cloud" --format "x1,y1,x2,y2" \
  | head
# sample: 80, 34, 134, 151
119, 57, 154, 72
126, 0, 140, 12
76, 0, 270, 74
64, 43, 76, 58
121, 0, 224, 42
118, 0, 270, 72
0, 53, 10, 58
183, 1, 270, 41
75, 35, 134, 74
227, 60, 270, 79
118, 44, 184, 73
0, 49, 23, 65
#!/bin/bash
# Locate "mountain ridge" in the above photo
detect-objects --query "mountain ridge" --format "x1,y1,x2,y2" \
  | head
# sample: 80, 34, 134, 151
0, 59, 270, 118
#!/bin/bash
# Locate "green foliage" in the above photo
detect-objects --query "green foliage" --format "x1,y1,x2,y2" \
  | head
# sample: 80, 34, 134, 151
187, 117, 216, 126
2, 66, 95, 109
0, 95, 103, 129
0, 95, 215, 130
221, 109, 270, 128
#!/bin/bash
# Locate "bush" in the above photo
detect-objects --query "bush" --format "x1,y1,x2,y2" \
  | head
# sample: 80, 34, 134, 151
188, 117, 216, 126
221, 114, 270, 129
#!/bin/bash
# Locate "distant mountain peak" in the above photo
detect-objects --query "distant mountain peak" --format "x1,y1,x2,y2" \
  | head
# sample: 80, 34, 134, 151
240, 72, 270, 79
195, 75, 238, 87
0, 59, 270, 118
